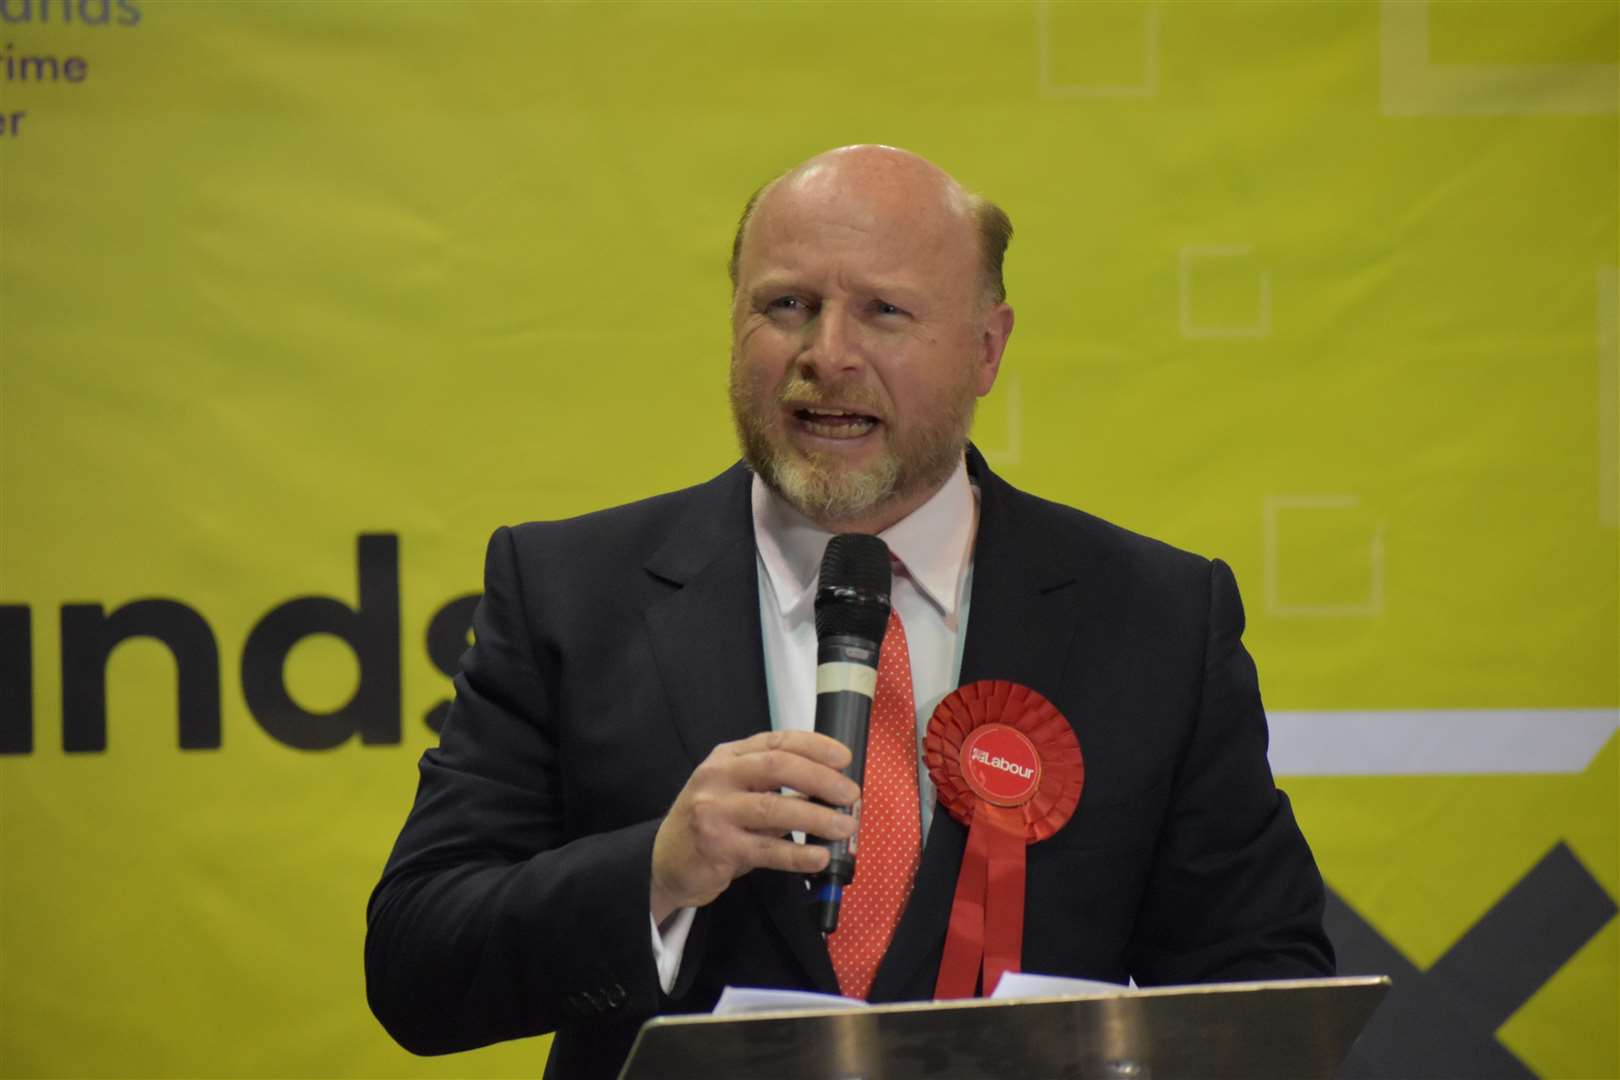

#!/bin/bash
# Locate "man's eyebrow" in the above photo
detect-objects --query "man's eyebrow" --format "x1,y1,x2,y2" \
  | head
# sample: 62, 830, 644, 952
747, 274, 925, 300
746, 275, 805, 295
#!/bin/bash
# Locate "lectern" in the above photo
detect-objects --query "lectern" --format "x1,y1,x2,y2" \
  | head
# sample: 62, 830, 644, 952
619, 975, 1389, 1080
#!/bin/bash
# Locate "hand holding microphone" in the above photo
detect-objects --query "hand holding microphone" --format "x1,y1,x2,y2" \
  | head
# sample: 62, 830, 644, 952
650, 727, 861, 922
648, 533, 889, 929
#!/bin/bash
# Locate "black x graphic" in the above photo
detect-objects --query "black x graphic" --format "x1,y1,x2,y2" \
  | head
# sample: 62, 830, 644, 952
1329, 842, 1617, 1078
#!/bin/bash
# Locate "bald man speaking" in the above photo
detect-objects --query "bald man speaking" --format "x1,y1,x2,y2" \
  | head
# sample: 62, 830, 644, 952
366, 146, 1334, 1079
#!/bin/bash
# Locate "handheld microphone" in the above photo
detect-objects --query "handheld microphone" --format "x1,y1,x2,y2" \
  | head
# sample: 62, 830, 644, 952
807, 533, 892, 934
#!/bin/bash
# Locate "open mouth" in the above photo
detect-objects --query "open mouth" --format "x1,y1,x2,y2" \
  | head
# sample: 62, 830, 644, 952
791, 405, 881, 440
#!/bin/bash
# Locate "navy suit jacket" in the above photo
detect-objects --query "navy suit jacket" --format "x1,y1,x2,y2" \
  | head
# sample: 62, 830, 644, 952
366, 449, 1333, 1079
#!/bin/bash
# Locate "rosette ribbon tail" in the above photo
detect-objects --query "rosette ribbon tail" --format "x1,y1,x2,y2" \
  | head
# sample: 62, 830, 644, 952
934, 802, 1026, 999
981, 803, 1027, 996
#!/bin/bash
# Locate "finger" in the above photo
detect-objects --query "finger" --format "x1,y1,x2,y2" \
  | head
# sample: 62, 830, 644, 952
745, 834, 834, 876
728, 729, 852, 771
731, 750, 860, 806
731, 791, 858, 840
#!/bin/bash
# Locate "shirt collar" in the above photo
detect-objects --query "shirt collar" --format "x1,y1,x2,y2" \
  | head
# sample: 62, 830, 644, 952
751, 458, 977, 623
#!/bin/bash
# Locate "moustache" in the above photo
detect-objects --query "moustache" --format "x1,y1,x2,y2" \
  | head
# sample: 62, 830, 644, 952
775, 378, 885, 418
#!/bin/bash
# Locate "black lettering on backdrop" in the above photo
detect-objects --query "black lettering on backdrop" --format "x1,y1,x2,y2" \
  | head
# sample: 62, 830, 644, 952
0, 533, 480, 756
0, 0, 138, 137
60, 598, 221, 752
0, 605, 32, 753
0, 0, 141, 26
240, 534, 400, 751
1, 43, 90, 83
423, 594, 479, 734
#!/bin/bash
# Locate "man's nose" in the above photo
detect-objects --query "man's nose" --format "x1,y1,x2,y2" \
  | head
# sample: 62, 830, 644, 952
798, 304, 866, 379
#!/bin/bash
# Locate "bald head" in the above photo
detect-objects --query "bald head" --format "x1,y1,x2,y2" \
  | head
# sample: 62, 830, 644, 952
729, 145, 1012, 307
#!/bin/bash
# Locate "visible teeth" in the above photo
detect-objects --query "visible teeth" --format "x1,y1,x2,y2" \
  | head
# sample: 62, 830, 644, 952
800, 413, 877, 439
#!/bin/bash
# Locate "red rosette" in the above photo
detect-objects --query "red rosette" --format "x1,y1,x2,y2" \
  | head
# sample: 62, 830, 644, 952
924, 680, 1084, 841
923, 680, 1084, 999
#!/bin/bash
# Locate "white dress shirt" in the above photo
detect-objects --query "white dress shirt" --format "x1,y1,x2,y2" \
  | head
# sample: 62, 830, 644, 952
650, 461, 979, 994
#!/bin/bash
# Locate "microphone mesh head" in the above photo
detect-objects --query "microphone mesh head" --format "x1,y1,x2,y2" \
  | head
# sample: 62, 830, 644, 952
815, 534, 892, 642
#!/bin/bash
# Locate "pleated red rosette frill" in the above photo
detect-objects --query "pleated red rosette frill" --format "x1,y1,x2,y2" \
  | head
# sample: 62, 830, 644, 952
923, 680, 1084, 999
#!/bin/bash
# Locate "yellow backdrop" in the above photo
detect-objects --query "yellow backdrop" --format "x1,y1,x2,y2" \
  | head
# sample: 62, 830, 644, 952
1, 2, 1614, 1077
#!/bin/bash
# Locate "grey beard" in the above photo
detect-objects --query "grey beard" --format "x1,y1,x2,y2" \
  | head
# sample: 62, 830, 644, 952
747, 437, 904, 526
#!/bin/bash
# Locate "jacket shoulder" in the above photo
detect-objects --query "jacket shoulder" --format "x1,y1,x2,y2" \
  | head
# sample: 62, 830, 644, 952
997, 479, 1214, 590
502, 462, 750, 568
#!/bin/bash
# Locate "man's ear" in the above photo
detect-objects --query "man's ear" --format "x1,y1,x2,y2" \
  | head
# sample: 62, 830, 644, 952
976, 303, 1014, 397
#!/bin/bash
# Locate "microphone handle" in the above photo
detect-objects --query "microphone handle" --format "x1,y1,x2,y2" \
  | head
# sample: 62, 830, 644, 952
809, 633, 879, 933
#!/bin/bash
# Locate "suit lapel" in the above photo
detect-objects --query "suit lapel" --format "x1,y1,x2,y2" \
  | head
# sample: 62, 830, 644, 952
642, 467, 770, 766
870, 447, 1082, 1001
641, 465, 840, 995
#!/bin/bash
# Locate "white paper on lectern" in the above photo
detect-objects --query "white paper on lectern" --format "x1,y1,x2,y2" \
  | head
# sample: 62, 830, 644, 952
713, 972, 1128, 1015
989, 971, 1128, 998
713, 986, 867, 1015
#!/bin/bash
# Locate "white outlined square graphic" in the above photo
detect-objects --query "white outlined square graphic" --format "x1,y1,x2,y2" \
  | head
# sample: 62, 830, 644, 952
1599, 266, 1617, 528
1179, 245, 1272, 340
977, 372, 1023, 467
1380, 0, 1617, 116
1036, 1, 1159, 100
1264, 496, 1386, 617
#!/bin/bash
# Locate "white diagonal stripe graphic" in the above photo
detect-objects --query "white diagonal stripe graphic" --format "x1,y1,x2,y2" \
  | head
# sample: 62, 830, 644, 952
1268, 709, 1619, 776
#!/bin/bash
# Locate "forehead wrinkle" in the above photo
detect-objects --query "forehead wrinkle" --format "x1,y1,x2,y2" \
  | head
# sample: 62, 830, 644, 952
750, 209, 963, 287
745, 244, 932, 299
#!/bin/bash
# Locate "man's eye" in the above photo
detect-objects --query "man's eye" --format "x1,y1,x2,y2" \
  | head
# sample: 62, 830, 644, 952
875, 301, 906, 317
764, 296, 818, 325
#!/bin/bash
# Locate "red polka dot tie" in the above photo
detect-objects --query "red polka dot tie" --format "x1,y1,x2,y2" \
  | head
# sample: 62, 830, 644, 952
827, 607, 921, 1001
